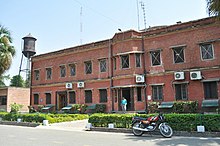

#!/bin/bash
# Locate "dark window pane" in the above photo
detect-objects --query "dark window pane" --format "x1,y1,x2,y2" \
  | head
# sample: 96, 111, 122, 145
69, 91, 76, 104
46, 93, 51, 104
85, 61, 92, 74
100, 59, 107, 72
99, 89, 107, 103
137, 87, 142, 101
121, 55, 129, 68
201, 44, 214, 60
113, 57, 116, 70
85, 90, 92, 103
152, 85, 163, 100
173, 47, 185, 63
136, 54, 141, 67
175, 84, 188, 100
34, 94, 39, 105
151, 51, 161, 66
69, 64, 76, 76
46, 68, 52, 80
0, 96, 7, 105
60, 66, 66, 77
34, 70, 40, 80
204, 82, 217, 99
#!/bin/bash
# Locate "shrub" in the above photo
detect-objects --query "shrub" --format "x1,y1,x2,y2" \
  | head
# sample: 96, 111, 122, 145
147, 102, 159, 113
37, 105, 44, 112
95, 104, 106, 113
88, 113, 220, 132
173, 101, 198, 113
28, 106, 37, 113
10, 103, 23, 114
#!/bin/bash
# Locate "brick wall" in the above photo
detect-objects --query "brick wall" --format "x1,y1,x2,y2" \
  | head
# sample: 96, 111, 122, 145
31, 17, 220, 112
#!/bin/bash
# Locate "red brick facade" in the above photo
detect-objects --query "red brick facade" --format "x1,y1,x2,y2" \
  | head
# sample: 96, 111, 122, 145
31, 17, 220, 112
0, 87, 30, 112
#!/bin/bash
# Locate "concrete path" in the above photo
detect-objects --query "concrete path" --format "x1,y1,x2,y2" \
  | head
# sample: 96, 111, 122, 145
36, 119, 89, 131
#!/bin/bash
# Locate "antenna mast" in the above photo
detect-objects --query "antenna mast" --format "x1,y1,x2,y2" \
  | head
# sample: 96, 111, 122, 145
136, 0, 140, 31
80, 6, 83, 44
140, 1, 147, 31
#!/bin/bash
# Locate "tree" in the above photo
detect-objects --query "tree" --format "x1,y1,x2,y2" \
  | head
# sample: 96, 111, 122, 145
207, 0, 220, 17
0, 74, 10, 87
0, 24, 16, 75
10, 75, 25, 87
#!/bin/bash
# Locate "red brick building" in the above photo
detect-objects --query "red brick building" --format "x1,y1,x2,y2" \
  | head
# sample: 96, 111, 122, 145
0, 87, 30, 112
31, 17, 220, 112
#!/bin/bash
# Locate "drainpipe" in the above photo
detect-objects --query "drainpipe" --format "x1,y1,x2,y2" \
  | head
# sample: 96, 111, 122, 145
30, 58, 33, 108
108, 39, 113, 112
141, 33, 147, 112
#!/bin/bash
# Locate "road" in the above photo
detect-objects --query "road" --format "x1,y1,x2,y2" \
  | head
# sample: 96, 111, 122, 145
0, 125, 219, 146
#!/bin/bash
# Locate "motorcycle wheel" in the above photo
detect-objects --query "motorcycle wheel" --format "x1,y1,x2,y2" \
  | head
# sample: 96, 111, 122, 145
132, 122, 144, 136
159, 124, 173, 138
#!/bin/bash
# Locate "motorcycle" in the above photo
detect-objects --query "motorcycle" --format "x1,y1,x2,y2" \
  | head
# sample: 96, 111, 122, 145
131, 113, 173, 138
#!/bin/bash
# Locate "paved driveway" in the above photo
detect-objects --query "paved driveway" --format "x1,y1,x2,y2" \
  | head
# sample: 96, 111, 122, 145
36, 119, 89, 131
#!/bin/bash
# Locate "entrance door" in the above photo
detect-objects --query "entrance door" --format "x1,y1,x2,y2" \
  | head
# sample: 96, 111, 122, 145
57, 92, 67, 110
122, 88, 134, 111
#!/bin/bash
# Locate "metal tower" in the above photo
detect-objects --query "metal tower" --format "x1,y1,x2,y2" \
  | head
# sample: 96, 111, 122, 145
19, 33, 37, 87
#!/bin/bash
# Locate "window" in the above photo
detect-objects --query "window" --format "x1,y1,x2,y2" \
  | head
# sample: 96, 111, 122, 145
99, 89, 107, 103
99, 59, 107, 72
203, 81, 218, 99
113, 57, 116, 70
69, 64, 76, 76
173, 47, 185, 63
34, 70, 40, 80
85, 61, 92, 74
85, 90, 92, 103
46, 68, 52, 80
152, 85, 163, 100
69, 91, 76, 104
0, 96, 7, 105
150, 50, 161, 66
60, 65, 66, 77
200, 44, 214, 60
135, 54, 141, 67
45, 93, 51, 104
121, 54, 129, 68
137, 87, 142, 101
34, 94, 39, 105
175, 84, 188, 100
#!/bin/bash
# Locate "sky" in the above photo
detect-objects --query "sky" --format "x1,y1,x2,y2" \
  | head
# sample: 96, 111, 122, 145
1, 0, 208, 85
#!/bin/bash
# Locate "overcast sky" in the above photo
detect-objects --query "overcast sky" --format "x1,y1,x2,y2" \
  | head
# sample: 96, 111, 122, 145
1, 0, 208, 85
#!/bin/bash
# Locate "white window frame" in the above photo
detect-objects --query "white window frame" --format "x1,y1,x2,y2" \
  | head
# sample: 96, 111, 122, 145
200, 43, 214, 61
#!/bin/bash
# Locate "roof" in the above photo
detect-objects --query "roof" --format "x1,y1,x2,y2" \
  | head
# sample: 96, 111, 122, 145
32, 16, 217, 60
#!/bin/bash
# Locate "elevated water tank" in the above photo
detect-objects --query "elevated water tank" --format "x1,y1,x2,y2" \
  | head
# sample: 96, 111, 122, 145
22, 33, 37, 58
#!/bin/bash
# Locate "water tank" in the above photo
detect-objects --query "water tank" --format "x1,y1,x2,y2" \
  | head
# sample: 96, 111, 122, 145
22, 33, 37, 58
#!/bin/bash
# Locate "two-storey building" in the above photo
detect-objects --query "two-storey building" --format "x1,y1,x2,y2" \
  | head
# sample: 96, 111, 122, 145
31, 17, 220, 112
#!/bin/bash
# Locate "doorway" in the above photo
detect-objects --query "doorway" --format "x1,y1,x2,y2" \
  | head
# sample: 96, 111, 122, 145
57, 92, 67, 110
122, 88, 134, 111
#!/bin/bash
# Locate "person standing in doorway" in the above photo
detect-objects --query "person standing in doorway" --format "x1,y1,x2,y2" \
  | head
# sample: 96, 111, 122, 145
121, 97, 127, 113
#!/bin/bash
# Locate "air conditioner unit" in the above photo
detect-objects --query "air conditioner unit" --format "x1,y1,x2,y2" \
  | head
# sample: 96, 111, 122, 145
136, 75, 145, 83
174, 72, 184, 80
65, 83, 72, 89
190, 71, 202, 80
77, 82, 84, 88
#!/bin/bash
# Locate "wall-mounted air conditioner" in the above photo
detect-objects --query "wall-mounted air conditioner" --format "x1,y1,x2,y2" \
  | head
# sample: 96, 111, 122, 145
190, 71, 202, 80
77, 82, 85, 88
136, 75, 145, 83
65, 83, 72, 89
174, 72, 184, 80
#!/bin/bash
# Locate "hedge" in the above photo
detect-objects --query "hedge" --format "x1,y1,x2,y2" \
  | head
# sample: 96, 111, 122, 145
147, 101, 198, 113
88, 113, 220, 132
0, 112, 89, 124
